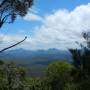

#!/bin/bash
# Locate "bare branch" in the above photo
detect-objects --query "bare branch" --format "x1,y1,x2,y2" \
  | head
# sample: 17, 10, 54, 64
0, 36, 27, 53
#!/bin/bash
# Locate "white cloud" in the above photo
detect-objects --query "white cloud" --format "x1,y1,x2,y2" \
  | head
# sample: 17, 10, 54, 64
28, 3, 90, 49
1, 3, 90, 50
24, 13, 43, 21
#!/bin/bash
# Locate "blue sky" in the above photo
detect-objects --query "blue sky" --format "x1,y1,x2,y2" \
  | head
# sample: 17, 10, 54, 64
0, 0, 90, 50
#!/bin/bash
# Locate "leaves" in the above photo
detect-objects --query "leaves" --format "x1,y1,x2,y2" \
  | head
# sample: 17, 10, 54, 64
0, 0, 33, 28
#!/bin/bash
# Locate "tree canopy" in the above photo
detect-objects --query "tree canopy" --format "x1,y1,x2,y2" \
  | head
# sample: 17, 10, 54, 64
0, 0, 33, 28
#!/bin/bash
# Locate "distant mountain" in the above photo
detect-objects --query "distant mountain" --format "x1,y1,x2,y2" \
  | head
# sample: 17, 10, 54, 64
0, 48, 72, 65
0, 48, 72, 77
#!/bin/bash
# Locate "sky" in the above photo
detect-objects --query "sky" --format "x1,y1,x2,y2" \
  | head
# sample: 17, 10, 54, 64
0, 0, 90, 50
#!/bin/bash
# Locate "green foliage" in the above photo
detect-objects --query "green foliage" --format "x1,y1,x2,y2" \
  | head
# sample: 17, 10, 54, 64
69, 32, 90, 90
64, 83, 80, 90
0, 61, 29, 90
0, 0, 33, 28
0, 60, 4, 65
46, 61, 73, 90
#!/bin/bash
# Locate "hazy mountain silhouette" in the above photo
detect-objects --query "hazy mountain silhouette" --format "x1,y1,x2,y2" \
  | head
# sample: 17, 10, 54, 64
0, 48, 72, 64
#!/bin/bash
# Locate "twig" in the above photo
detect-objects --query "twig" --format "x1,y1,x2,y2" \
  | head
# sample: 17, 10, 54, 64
0, 36, 27, 53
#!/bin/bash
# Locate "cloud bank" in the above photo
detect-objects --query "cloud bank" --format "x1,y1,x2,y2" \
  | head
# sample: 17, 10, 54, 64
1, 3, 90, 50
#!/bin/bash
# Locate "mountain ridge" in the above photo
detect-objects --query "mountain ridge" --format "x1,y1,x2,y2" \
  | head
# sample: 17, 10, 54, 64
0, 48, 72, 63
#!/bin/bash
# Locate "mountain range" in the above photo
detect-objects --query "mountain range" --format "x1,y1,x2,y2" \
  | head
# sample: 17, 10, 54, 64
0, 48, 72, 64
0, 48, 73, 77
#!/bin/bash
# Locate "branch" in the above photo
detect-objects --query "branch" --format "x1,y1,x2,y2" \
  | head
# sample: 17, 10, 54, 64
0, 36, 27, 53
